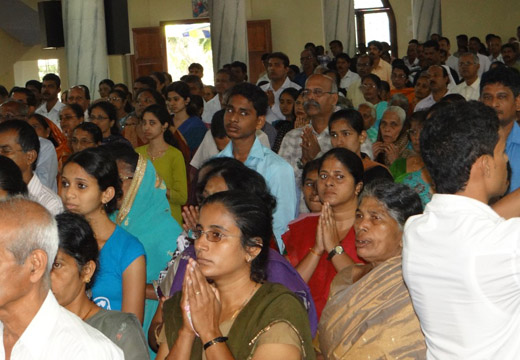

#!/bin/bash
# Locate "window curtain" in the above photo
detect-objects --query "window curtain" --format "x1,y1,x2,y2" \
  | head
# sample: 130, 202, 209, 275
322, 0, 357, 56
207, 0, 248, 73
62, 0, 108, 99
412, 0, 442, 42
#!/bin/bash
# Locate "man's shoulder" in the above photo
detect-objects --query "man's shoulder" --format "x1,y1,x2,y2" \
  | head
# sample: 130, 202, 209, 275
261, 145, 293, 170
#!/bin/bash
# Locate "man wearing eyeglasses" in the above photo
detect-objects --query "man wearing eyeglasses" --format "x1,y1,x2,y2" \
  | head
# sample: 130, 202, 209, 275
279, 74, 338, 212
0, 120, 63, 215
67, 85, 91, 120
294, 49, 319, 87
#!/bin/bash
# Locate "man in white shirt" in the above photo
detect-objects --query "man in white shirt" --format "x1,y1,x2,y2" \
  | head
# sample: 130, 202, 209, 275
336, 53, 360, 91
260, 52, 301, 124
0, 197, 123, 359
201, 69, 236, 125
67, 85, 91, 120
488, 35, 504, 63
402, 101, 520, 359
414, 65, 451, 112
454, 53, 481, 101
35, 73, 65, 128
0, 120, 63, 215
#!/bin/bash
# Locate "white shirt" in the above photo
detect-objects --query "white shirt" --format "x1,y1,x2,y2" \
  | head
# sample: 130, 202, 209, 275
339, 70, 360, 91
414, 89, 452, 112
201, 94, 222, 124
489, 53, 504, 63
454, 77, 481, 101
27, 174, 63, 216
35, 137, 58, 192
35, 101, 65, 129
190, 130, 271, 169
0, 291, 124, 359
403, 194, 520, 359
260, 77, 301, 124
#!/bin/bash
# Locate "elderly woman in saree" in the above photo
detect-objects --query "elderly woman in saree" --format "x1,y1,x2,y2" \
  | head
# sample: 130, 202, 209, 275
372, 106, 411, 168
318, 180, 426, 359
105, 142, 183, 358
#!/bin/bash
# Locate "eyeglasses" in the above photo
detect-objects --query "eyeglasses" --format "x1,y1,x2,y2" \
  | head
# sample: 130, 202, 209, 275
71, 138, 94, 145
300, 55, 314, 62
359, 83, 377, 90
90, 115, 109, 121
108, 97, 122, 102
302, 89, 336, 98
191, 228, 241, 242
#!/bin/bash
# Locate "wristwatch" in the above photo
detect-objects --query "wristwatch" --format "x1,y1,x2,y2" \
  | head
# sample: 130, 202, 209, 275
327, 245, 344, 261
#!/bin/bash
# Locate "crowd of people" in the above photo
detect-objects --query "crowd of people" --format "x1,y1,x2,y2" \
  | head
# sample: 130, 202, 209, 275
1, 25, 520, 359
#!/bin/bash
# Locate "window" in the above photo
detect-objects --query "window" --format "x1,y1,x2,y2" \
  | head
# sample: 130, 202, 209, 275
354, 0, 397, 56
38, 59, 59, 81
164, 22, 214, 85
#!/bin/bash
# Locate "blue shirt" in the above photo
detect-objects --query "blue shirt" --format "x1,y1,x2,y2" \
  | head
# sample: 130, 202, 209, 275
217, 137, 297, 252
92, 226, 146, 311
506, 122, 520, 193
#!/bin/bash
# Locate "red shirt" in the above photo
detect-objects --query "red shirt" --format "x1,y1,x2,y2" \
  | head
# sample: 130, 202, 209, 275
283, 215, 364, 318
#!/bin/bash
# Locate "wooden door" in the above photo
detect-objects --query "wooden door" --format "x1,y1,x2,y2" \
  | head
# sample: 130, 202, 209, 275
247, 20, 272, 84
131, 27, 167, 81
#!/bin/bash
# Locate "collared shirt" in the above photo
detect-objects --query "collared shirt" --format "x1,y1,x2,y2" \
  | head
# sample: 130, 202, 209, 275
35, 101, 65, 129
403, 194, 520, 359
414, 89, 452, 112
340, 70, 360, 91
35, 137, 58, 192
279, 124, 332, 213
371, 59, 392, 85
506, 121, 520, 193
260, 77, 301, 124
489, 53, 504, 63
454, 77, 481, 101
403, 56, 420, 72
217, 137, 297, 251
27, 174, 63, 215
201, 94, 221, 124
0, 291, 124, 359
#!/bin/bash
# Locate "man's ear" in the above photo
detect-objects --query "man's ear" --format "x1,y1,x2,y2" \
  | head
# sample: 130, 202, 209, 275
514, 94, 520, 112
26, 149, 38, 167
29, 249, 48, 283
256, 115, 266, 130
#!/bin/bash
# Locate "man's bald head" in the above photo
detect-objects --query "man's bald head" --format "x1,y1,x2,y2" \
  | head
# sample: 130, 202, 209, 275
0, 100, 29, 122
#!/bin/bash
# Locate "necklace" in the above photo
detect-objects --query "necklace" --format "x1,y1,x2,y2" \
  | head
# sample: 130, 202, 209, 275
230, 283, 260, 320
147, 147, 167, 161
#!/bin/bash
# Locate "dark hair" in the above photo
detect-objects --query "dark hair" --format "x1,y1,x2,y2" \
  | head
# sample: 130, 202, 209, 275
480, 66, 520, 98
165, 81, 198, 116
329, 40, 343, 48
9, 87, 37, 107
420, 101, 499, 194
151, 71, 166, 85
0, 155, 28, 196
457, 34, 468, 41
180, 75, 204, 91
289, 64, 300, 76
73, 122, 103, 144
25, 80, 42, 92
359, 179, 423, 227
329, 108, 364, 135
190, 95, 204, 116
136, 88, 166, 110
141, 104, 177, 148
110, 87, 133, 113
227, 82, 268, 117
423, 40, 440, 51
134, 76, 156, 90
42, 73, 61, 88
261, 53, 270, 62
99, 79, 114, 89
55, 212, 99, 289
408, 39, 419, 45
88, 101, 120, 136
361, 74, 383, 92
380, 81, 390, 94
501, 43, 517, 54
301, 158, 320, 186
64, 147, 123, 214
319, 148, 364, 185
188, 63, 203, 71
0, 85, 8, 99
409, 110, 428, 126
0, 119, 40, 157
368, 40, 383, 51
210, 109, 226, 139
29, 113, 59, 146
267, 52, 290, 67
230, 61, 247, 73
103, 142, 138, 172
63, 102, 85, 119
201, 190, 273, 283
438, 93, 467, 104
440, 36, 450, 45
392, 62, 411, 77
336, 52, 352, 63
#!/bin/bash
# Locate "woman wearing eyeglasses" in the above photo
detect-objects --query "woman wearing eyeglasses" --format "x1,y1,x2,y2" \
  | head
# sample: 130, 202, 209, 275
89, 101, 132, 147
155, 190, 314, 360
108, 89, 137, 130
359, 74, 388, 137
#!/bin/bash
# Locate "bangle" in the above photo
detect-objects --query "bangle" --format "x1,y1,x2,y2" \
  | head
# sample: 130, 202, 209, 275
309, 247, 321, 257
203, 336, 228, 351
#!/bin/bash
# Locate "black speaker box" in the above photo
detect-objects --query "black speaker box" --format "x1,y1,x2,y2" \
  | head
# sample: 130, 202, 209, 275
38, 1, 64, 48
104, 0, 130, 55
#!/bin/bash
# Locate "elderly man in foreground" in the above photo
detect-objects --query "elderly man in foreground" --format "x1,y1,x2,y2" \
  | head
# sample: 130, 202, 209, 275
0, 198, 123, 359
